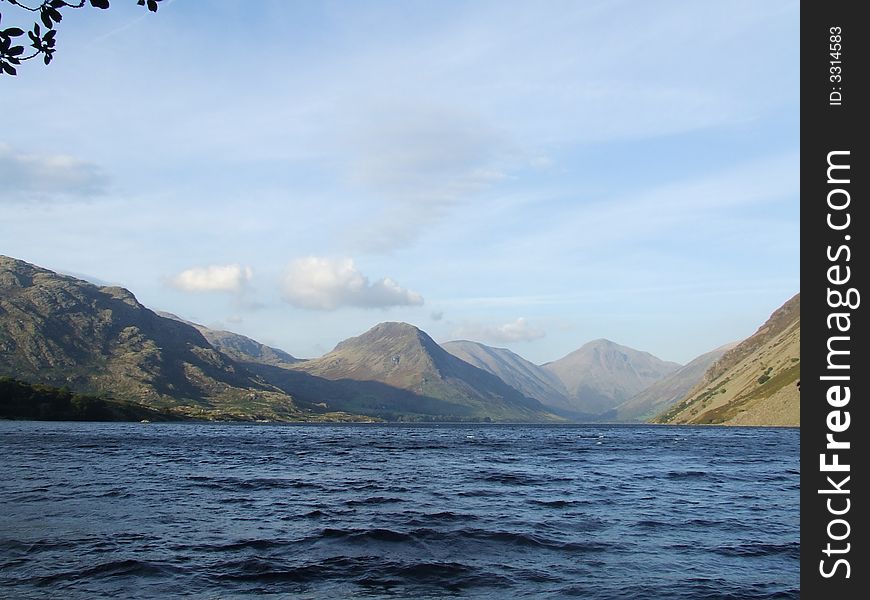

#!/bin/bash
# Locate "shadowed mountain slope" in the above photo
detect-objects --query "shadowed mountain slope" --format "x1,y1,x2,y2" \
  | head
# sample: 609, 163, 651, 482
157, 312, 300, 369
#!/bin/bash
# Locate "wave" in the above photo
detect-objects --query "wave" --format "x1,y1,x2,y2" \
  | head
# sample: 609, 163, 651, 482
666, 471, 709, 479
527, 499, 585, 508
714, 542, 800, 559
314, 526, 607, 552
32, 559, 180, 585
211, 555, 511, 590
187, 476, 320, 491
343, 496, 405, 507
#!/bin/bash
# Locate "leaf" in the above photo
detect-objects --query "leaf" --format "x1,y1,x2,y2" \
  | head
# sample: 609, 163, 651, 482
147, 0, 158, 12
90, 0, 111, 8
41, 12, 53, 28
50, 0, 66, 7
8, 45, 24, 56
2, 28, 25, 37
2, 62, 17, 76
44, 53, 52, 65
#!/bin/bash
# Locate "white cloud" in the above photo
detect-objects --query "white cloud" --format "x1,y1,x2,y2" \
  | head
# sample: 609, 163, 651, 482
282, 257, 423, 310
454, 317, 545, 344
168, 264, 253, 293
0, 143, 107, 200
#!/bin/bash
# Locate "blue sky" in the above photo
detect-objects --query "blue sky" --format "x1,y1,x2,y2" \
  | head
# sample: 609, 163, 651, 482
1, 0, 799, 364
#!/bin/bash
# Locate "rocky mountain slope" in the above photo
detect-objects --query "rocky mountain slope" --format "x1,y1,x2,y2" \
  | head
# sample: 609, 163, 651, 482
542, 339, 681, 418
613, 343, 734, 423
0, 256, 300, 420
158, 312, 300, 369
653, 294, 800, 426
291, 322, 560, 422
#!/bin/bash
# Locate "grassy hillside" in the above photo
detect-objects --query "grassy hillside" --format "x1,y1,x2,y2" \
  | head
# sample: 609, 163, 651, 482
653, 294, 799, 426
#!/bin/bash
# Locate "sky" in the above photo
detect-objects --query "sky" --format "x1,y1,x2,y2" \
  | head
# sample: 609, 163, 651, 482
0, 0, 799, 364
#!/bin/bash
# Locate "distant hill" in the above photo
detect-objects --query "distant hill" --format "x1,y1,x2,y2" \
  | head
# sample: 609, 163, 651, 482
653, 294, 800, 426
441, 340, 587, 417
542, 339, 681, 418
291, 322, 560, 422
157, 312, 300, 369
0, 256, 300, 421
613, 343, 734, 423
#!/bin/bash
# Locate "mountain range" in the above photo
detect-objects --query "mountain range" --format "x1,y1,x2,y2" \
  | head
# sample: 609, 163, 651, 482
0, 256, 301, 421
1, 255, 798, 425
285, 322, 557, 422
0, 257, 557, 422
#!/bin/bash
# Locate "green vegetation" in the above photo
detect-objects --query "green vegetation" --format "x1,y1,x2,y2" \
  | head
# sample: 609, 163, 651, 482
695, 363, 800, 424
0, 376, 183, 421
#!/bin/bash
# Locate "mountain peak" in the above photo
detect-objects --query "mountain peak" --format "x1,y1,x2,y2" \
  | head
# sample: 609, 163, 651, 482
585, 338, 617, 346
362, 321, 423, 337
543, 339, 681, 416
333, 321, 431, 354
293, 323, 553, 421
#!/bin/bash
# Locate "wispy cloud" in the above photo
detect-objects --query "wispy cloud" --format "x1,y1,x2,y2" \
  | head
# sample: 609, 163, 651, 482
0, 143, 107, 201
168, 264, 253, 293
454, 317, 545, 344
282, 257, 424, 310
343, 105, 511, 252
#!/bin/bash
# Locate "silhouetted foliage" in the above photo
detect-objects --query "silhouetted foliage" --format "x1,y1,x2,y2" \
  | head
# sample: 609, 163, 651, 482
0, 376, 181, 421
1, 0, 160, 76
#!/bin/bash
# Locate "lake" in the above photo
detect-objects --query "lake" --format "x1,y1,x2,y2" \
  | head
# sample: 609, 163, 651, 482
0, 422, 799, 599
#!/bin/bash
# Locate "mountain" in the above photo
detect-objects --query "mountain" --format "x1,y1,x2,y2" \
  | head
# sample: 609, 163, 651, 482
290, 322, 560, 422
653, 294, 800, 426
0, 256, 301, 421
542, 339, 681, 418
157, 312, 300, 369
613, 343, 734, 423
441, 340, 578, 415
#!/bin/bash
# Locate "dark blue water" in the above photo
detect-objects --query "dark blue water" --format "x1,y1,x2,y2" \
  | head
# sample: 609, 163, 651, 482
0, 422, 799, 599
